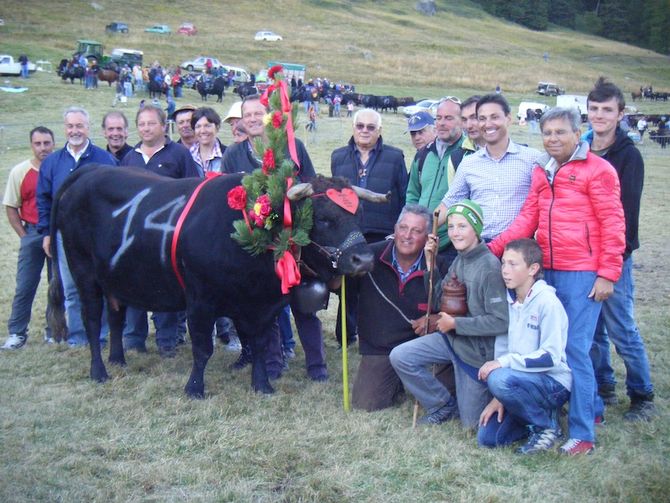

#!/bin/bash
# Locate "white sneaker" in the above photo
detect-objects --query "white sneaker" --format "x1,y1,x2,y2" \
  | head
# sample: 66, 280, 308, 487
2, 334, 27, 349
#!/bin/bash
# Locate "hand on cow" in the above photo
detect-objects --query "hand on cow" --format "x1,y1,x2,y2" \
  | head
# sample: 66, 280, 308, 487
42, 235, 51, 258
588, 276, 614, 302
424, 233, 439, 270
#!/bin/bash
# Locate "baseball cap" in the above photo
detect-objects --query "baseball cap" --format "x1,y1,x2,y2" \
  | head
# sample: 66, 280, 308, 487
407, 110, 435, 132
224, 101, 243, 124
171, 104, 197, 121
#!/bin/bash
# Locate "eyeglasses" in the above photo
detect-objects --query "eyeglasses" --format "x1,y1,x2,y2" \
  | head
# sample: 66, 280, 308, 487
440, 96, 462, 105
355, 123, 378, 132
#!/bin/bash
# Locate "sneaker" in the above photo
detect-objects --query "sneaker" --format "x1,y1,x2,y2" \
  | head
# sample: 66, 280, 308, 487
598, 383, 618, 405
594, 415, 606, 426
44, 336, 56, 345
283, 347, 296, 360
516, 426, 562, 455
417, 400, 459, 425
1, 334, 27, 349
624, 397, 656, 422
231, 346, 253, 370
560, 438, 595, 455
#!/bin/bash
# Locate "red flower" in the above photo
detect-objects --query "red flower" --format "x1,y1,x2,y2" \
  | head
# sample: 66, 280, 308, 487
262, 149, 276, 175
227, 186, 247, 210
272, 111, 283, 128
260, 91, 269, 107
268, 65, 283, 80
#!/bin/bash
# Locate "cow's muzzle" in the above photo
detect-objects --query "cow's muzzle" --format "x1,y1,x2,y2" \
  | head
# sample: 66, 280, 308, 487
309, 230, 370, 273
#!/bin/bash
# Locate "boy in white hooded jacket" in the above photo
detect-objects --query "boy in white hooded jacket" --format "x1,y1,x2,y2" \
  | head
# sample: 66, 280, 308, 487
477, 238, 571, 454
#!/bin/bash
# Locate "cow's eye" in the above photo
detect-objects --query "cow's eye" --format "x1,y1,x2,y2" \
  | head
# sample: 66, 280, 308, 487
315, 216, 334, 229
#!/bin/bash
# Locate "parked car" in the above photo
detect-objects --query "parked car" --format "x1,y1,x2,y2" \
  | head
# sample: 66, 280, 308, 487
178, 23, 197, 36
145, 24, 171, 34
402, 99, 439, 118
180, 56, 222, 72
254, 30, 282, 41
105, 22, 129, 34
536, 82, 564, 96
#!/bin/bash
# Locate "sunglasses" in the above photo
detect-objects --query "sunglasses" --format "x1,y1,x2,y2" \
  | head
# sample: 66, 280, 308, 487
355, 123, 378, 132
440, 96, 462, 105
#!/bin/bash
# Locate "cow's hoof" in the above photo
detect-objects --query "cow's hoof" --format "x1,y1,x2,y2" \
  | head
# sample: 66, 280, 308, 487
185, 384, 205, 399
91, 370, 109, 383
253, 382, 275, 394
109, 357, 127, 367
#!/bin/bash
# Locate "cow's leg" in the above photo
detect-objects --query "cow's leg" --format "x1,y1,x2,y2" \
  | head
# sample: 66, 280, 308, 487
237, 318, 274, 394
79, 288, 109, 383
107, 301, 126, 366
184, 308, 216, 398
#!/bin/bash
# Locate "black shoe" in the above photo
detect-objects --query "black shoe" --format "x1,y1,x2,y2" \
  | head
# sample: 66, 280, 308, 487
624, 395, 656, 422
418, 399, 459, 425
231, 346, 253, 370
598, 383, 618, 405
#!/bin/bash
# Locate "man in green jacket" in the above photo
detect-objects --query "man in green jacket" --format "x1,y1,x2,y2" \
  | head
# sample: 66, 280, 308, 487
406, 96, 465, 266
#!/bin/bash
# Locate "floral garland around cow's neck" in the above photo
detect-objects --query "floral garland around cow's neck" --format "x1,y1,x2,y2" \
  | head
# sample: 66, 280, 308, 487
227, 66, 312, 292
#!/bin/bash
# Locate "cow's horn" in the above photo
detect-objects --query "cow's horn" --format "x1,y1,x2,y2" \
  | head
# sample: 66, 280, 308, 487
352, 185, 390, 203
287, 182, 314, 201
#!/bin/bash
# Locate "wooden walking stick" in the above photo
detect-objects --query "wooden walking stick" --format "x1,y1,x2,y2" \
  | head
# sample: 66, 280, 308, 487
412, 209, 441, 428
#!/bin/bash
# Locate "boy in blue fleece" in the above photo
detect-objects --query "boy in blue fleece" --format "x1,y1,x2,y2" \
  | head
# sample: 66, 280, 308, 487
477, 238, 571, 454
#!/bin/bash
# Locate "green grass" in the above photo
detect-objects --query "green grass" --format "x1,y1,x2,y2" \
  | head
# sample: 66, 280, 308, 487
0, 2, 669, 501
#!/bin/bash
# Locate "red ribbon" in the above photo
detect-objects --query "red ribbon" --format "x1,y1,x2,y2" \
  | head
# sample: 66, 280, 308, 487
283, 177, 293, 228
261, 80, 300, 170
275, 250, 301, 294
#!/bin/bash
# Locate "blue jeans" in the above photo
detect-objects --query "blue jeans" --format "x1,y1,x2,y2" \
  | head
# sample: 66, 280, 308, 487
7, 225, 51, 338
390, 332, 491, 429
278, 306, 295, 351
590, 257, 653, 398
478, 369, 570, 447
123, 306, 178, 349
57, 233, 108, 346
545, 270, 604, 442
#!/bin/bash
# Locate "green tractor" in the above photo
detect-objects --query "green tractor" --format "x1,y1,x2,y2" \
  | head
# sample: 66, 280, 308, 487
74, 39, 106, 64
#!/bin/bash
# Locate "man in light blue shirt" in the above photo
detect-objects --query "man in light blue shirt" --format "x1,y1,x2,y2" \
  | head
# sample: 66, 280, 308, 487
436, 94, 540, 241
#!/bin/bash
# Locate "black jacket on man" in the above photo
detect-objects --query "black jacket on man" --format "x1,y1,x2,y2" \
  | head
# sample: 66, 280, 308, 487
222, 138, 316, 181
121, 137, 200, 179
353, 240, 447, 356
594, 128, 644, 258
330, 136, 407, 237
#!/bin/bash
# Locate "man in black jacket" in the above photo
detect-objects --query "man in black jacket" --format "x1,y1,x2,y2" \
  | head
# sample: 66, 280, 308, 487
331, 108, 408, 346
586, 78, 656, 421
350, 204, 448, 411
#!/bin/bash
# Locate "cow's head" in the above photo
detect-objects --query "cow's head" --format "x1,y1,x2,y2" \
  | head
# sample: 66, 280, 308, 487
287, 175, 388, 280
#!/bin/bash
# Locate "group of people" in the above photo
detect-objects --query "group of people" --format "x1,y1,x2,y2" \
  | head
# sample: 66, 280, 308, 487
2, 76, 655, 456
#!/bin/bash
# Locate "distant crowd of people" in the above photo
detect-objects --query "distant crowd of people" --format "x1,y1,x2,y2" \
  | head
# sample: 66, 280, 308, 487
2, 76, 656, 457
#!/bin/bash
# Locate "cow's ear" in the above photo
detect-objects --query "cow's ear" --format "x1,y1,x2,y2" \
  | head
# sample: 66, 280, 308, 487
287, 183, 314, 201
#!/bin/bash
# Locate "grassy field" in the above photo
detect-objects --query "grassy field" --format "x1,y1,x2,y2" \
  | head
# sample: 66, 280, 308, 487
0, 1, 669, 501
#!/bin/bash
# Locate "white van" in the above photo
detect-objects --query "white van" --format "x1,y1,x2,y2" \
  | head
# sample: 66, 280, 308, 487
517, 102, 549, 120
556, 95, 588, 120
220, 65, 250, 84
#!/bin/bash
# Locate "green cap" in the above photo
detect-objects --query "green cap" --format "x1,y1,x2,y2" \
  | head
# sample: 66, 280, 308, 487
447, 199, 484, 237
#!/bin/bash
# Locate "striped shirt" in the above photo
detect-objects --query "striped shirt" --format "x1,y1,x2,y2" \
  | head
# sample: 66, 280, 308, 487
441, 140, 541, 240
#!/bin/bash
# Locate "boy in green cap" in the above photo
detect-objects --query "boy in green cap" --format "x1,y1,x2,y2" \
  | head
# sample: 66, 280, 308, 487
390, 199, 508, 428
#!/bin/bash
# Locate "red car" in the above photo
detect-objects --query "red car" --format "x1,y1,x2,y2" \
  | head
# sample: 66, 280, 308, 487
178, 23, 197, 36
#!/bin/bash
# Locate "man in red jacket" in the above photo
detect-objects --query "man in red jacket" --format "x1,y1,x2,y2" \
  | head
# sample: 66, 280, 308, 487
488, 106, 625, 455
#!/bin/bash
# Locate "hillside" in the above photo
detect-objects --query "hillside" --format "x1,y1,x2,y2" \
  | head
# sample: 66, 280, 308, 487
1, 0, 670, 94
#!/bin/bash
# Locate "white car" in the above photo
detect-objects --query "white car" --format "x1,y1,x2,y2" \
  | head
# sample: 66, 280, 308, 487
254, 31, 282, 41
180, 56, 222, 72
402, 99, 439, 118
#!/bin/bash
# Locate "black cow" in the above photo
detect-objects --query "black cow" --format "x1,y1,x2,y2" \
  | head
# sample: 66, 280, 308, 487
379, 96, 399, 113
361, 94, 379, 110
196, 75, 226, 102
61, 64, 84, 85
49, 166, 386, 398
234, 83, 259, 99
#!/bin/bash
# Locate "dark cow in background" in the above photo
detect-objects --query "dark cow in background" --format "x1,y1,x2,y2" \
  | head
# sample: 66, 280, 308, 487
195, 75, 226, 102
60, 63, 85, 84
378, 96, 399, 113
234, 83, 259, 99
49, 165, 386, 397
97, 69, 119, 86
